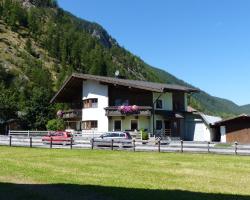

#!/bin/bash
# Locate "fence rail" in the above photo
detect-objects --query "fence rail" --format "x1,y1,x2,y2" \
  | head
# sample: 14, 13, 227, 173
8, 130, 50, 137
1, 135, 250, 155
8, 130, 104, 138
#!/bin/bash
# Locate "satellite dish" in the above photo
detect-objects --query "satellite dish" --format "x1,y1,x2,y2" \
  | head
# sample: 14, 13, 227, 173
115, 70, 120, 77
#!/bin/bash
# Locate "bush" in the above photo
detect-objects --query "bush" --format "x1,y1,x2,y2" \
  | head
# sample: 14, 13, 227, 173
141, 129, 149, 140
46, 118, 65, 131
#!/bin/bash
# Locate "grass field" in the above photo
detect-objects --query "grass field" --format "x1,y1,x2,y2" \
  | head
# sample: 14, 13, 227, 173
0, 146, 250, 200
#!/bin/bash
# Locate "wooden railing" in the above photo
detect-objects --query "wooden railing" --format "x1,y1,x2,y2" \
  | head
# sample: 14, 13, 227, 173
164, 129, 171, 137
8, 130, 105, 139
1, 136, 250, 155
105, 106, 152, 116
8, 130, 49, 137
62, 109, 82, 119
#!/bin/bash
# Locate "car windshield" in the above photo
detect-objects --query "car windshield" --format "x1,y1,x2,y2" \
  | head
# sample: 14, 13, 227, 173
101, 132, 122, 138
101, 132, 130, 138
101, 133, 111, 138
125, 132, 132, 139
49, 132, 64, 136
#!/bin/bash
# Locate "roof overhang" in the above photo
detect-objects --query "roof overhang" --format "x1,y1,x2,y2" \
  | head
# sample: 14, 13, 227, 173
212, 114, 250, 127
155, 110, 184, 119
51, 73, 199, 103
50, 75, 83, 103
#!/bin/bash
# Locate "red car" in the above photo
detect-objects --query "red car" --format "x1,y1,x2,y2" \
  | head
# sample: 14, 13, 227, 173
42, 131, 73, 145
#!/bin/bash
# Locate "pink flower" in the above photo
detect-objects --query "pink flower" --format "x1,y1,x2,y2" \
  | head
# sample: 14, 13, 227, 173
118, 105, 139, 114
132, 105, 138, 111
118, 105, 125, 111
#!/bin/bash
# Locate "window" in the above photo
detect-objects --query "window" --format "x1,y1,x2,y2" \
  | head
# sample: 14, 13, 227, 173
102, 133, 111, 138
114, 99, 129, 106
110, 132, 120, 137
115, 99, 121, 106
119, 133, 125, 137
114, 120, 121, 131
156, 99, 163, 109
131, 120, 138, 130
82, 121, 98, 130
83, 98, 98, 108
123, 99, 129, 106
156, 120, 162, 130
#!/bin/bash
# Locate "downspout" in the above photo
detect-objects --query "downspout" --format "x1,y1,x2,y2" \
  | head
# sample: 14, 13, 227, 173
152, 92, 164, 136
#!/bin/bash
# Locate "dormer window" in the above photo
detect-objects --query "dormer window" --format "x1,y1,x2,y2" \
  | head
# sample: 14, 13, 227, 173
156, 99, 163, 109
83, 98, 98, 108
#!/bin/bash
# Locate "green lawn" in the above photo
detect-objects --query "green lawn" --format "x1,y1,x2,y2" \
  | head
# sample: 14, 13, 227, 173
0, 146, 250, 200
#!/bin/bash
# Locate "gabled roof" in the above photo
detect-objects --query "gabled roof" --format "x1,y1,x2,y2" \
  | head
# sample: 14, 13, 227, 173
199, 113, 222, 126
186, 107, 222, 125
51, 73, 199, 103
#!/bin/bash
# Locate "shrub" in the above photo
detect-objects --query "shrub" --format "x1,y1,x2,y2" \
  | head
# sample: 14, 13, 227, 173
141, 129, 149, 140
46, 118, 65, 131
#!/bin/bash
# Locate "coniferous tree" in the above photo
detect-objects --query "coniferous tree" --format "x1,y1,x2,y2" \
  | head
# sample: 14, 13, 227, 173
25, 38, 32, 54
28, 8, 39, 35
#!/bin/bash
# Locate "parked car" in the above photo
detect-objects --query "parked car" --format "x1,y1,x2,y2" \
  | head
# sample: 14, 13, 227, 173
93, 132, 132, 148
42, 131, 73, 145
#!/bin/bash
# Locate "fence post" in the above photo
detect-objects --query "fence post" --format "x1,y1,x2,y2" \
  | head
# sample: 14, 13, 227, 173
158, 139, 161, 153
207, 141, 210, 153
30, 137, 32, 148
133, 139, 135, 152
9, 135, 12, 147
235, 142, 238, 155
91, 138, 94, 150
111, 139, 114, 150
70, 137, 73, 150
181, 140, 183, 153
50, 137, 53, 149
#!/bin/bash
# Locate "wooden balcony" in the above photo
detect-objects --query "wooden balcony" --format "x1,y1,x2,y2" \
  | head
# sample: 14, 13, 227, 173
62, 109, 82, 120
105, 106, 152, 117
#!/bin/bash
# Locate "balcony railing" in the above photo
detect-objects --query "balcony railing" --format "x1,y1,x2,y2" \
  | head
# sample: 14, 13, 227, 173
105, 106, 152, 117
62, 109, 82, 119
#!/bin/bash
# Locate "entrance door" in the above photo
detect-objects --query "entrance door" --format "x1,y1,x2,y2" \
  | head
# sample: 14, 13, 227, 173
114, 120, 121, 131
131, 120, 138, 131
164, 120, 171, 137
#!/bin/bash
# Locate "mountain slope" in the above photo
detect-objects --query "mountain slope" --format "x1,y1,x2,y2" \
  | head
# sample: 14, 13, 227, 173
0, 0, 249, 130
239, 104, 250, 114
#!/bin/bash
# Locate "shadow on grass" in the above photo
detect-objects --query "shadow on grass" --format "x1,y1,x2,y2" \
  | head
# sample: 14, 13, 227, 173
0, 182, 249, 200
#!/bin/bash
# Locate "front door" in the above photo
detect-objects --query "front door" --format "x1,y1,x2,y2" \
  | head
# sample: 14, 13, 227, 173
164, 120, 171, 136
164, 120, 180, 137
114, 120, 121, 131
172, 120, 180, 137
131, 120, 138, 131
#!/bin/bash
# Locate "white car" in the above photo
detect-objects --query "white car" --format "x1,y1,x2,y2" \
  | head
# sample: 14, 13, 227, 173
93, 132, 132, 148
100, 132, 132, 139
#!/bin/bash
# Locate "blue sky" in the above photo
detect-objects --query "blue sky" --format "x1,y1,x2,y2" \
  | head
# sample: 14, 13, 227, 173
58, 0, 250, 105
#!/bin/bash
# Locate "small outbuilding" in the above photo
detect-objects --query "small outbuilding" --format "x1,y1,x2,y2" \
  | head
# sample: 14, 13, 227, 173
212, 114, 250, 144
184, 107, 222, 142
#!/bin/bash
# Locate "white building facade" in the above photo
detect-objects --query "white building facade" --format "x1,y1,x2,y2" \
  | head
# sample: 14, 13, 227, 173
51, 73, 200, 139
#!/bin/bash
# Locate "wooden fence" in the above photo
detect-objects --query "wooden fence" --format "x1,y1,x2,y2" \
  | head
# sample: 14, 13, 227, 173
8, 130, 103, 138
1, 135, 250, 155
